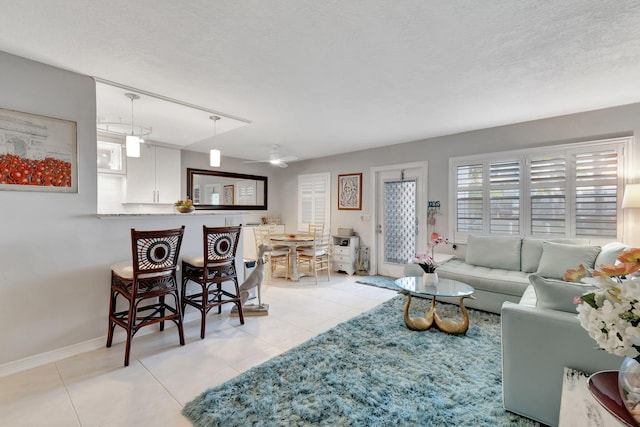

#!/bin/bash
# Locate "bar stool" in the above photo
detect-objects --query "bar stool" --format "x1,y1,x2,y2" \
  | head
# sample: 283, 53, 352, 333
107, 226, 186, 366
181, 225, 243, 339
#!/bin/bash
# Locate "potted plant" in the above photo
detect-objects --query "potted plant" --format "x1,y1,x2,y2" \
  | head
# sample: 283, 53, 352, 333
175, 198, 194, 213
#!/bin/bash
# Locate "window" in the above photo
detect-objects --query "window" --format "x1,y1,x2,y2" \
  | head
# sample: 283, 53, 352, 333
450, 137, 628, 242
236, 181, 257, 205
298, 172, 331, 231
97, 139, 125, 174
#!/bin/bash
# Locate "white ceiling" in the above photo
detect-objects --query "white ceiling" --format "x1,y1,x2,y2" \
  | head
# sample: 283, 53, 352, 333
1, 1, 640, 163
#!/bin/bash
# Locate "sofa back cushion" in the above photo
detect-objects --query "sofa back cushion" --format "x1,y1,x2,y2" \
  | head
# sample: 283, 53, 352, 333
535, 241, 601, 280
529, 274, 595, 313
520, 238, 590, 273
465, 235, 522, 270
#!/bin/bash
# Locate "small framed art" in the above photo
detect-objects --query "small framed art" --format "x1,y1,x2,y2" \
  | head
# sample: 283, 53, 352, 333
338, 173, 362, 210
223, 184, 235, 205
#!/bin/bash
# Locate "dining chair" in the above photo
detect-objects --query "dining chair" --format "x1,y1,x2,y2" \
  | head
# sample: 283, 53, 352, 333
296, 223, 326, 253
107, 225, 186, 366
296, 228, 331, 284
308, 223, 325, 236
253, 225, 289, 280
181, 225, 243, 339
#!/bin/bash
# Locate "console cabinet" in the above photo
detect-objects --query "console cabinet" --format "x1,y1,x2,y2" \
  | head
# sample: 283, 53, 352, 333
332, 235, 359, 276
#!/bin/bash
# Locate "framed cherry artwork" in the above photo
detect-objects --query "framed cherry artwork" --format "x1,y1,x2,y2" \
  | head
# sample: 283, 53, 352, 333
0, 107, 77, 192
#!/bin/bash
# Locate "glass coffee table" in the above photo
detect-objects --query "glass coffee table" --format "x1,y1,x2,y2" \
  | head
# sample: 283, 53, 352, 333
394, 276, 475, 334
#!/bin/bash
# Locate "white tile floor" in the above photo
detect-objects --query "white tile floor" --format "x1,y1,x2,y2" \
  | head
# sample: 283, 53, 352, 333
0, 275, 395, 427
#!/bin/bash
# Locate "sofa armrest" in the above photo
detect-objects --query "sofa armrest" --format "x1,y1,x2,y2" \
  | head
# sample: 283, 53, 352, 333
501, 301, 620, 426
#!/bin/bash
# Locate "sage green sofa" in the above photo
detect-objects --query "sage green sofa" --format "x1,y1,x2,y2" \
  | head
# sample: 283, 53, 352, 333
435, 234, 623, 314
501, 278, 621, 426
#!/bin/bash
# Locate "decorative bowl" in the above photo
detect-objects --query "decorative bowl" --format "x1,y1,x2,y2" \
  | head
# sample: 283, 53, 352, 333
176, 206, 194, 213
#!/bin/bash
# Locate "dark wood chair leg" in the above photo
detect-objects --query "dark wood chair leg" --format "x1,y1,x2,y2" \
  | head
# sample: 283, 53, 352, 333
159, 295, 165, 331
234, 280, 244, 325
181, 276, 189, 319
106, 290, 117, 347
174, 291, 185, 346
123, 303, 136, 366
200, 285, 207, 339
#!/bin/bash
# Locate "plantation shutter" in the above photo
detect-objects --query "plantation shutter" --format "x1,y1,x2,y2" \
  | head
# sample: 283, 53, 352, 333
456, 164, 483, 234
574, 149, 619, 238
298, 173, 330, 231
236, 181, 256, 205
489, 160, 520, 234
530, 156, 566, 235
450, 137, 626, 242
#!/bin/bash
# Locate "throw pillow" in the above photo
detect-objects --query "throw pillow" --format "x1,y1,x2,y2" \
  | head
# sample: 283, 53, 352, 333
465, 235, 521, 270
520, 238, 590, 273
535, 241, 601, 280
594, 241, 629, 267
529, 274, 595, 313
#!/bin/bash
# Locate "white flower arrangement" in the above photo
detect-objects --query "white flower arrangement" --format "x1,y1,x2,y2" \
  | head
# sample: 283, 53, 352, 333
567, 248, 640, 358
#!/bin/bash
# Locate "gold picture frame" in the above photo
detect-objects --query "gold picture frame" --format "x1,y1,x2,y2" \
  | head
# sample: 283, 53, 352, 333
223, 184, 235, 205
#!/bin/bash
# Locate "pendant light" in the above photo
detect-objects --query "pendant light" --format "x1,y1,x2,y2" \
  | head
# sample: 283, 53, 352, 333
210, 115, 221, 167
125, 93, 141, 158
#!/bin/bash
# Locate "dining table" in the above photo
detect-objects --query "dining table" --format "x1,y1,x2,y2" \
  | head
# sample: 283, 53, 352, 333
270, 233, 314, 281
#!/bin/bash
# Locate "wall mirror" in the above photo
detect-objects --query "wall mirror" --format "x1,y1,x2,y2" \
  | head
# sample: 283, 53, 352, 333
187, 168, 267, 210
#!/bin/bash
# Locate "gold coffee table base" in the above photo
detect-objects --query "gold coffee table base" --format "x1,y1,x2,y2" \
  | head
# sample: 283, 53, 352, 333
400, 290, 475, 334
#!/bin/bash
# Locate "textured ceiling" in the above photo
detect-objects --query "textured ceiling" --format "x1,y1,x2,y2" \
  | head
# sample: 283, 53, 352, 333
1, 1, 640, 162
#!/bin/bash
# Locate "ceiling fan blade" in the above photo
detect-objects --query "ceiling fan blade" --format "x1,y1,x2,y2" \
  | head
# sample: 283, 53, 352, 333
241, 145, 296, 165
277, 156, 298, 163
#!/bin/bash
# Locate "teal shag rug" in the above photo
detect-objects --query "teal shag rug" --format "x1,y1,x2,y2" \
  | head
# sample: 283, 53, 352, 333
355, 275, 401, 291
182, 296, 539, 426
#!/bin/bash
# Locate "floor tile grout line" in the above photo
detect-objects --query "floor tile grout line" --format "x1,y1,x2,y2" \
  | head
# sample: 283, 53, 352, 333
54, 361, 83, 427
138, 357, 190, 409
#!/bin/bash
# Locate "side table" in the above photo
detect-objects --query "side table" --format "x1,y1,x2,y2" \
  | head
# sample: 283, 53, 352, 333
588, 371, 637, 426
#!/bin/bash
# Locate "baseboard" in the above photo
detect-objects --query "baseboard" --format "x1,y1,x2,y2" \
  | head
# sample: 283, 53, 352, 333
0, 311, 201, 378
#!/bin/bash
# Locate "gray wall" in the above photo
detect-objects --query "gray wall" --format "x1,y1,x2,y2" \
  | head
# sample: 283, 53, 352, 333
0, 52, 244, 368
276, 104, 640, 259
1, 49, 639, 370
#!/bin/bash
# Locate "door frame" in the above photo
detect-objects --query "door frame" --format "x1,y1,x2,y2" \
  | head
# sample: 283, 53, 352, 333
369, 161, 428, 276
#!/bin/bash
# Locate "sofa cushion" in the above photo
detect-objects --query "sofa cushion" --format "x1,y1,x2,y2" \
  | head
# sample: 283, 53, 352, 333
535, 242, 601, 280
437, 259, 530, 297
528, 274, 596, 313
465, 235, 522, 271
520, 238, 590, 273
594, 241, 629, 267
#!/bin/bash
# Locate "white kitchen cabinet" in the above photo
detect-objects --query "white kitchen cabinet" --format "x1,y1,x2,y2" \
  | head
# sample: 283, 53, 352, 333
126, 144, 180, 204
332, 235, 359, 276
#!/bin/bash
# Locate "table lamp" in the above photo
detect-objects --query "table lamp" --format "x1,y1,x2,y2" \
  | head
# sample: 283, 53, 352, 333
622, 183, 640, 209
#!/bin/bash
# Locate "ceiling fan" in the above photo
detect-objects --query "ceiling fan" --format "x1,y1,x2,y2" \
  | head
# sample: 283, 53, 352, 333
243, 144, 298, 168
